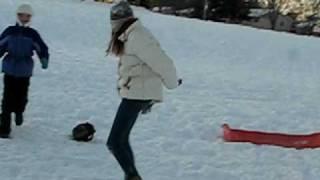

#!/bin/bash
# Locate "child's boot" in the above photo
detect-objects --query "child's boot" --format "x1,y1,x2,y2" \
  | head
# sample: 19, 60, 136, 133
15, 113, 24, 126
0, 113, 11, 138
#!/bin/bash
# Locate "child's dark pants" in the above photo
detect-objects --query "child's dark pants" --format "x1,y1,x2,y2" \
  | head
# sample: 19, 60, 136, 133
107, 99, 151, 177
1, 75, 30, 132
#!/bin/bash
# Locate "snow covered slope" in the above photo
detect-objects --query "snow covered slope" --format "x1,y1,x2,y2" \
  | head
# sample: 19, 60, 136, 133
1, 0, 320, 180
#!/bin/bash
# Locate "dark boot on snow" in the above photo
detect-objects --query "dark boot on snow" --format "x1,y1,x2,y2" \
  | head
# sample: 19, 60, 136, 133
0, 129, 10, 139
15, 113, 24, 126
0, 114, 11, 138
125, 175, 142, 180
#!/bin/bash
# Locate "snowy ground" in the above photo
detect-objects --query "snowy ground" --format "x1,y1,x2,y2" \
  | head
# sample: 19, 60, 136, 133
1, 0, 320, 180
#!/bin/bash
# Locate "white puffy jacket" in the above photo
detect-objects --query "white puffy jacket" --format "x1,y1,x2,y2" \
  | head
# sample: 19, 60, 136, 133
117, 20, 178, 102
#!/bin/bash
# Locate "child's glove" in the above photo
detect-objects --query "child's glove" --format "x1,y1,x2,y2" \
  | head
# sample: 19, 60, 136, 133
40, 58, 49, 69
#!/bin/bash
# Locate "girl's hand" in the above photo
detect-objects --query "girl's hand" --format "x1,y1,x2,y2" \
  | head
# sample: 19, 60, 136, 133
141, 102, 155, 115
178, 79, 183, 86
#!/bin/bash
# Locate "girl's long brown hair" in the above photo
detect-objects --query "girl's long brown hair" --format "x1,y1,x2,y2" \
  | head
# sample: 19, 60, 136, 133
107, 18, 138, 56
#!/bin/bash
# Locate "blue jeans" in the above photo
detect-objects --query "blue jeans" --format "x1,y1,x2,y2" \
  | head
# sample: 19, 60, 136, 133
107, 99, 151, 177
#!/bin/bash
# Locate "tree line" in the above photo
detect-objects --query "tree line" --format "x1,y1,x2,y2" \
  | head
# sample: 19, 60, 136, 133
128, 0, 320, 23
128, 0, 258, 22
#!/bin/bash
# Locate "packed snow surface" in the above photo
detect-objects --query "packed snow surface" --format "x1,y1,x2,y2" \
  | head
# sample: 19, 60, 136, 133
1, 0, 320, 180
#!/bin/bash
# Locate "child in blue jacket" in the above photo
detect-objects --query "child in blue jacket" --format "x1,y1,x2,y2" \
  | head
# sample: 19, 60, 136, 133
0, 4, 49, 138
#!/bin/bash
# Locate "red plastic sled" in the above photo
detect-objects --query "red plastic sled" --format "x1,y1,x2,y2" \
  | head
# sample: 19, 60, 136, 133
222, 124, 320, 149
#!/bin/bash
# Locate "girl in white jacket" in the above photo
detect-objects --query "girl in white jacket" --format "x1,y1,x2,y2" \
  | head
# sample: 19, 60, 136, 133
106, 2, 180, 180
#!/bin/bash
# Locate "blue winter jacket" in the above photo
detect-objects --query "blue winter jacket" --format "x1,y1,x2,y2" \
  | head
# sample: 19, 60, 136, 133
0, 25, 49, 77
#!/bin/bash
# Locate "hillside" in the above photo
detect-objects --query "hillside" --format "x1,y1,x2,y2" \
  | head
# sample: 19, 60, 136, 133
0, 0, 320, 180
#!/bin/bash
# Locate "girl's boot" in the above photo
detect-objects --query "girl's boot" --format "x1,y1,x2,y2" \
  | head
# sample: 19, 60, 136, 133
125, 175, 142, 180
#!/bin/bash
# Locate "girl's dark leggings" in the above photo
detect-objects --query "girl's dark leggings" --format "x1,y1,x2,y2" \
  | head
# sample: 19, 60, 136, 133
107, 99, 151, 177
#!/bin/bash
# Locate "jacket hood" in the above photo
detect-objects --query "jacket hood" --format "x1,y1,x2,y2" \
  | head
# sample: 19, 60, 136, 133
118, 20, 141, 42
16, 19, 31, 27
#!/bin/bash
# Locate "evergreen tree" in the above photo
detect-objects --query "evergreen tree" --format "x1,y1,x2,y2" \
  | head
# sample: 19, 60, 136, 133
210, 0, 251, 21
